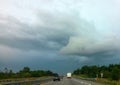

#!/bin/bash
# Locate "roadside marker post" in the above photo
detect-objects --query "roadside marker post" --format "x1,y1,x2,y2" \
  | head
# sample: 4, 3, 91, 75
101, 73, 103, 78
96, 74, 98, 81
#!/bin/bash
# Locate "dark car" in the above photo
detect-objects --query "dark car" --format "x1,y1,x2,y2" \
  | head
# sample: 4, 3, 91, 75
53, 76, 60, 81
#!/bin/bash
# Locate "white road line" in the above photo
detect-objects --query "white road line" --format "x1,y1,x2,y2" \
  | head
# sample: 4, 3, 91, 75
41, 81, 53, 85
72, 78, 92, 85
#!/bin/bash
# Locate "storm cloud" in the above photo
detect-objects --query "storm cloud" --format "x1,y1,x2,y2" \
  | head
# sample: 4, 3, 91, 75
0, 0, 120, 73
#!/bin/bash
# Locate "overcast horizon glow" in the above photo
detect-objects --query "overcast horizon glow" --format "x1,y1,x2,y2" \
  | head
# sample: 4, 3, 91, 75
0, 0, 120, 74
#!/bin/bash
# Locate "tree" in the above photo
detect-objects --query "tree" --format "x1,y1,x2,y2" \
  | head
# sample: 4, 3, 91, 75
111, 67, 120, 80
18, 67, 31, 78
4, 67, 8, 73
73, 69, 81, 75
73, 64, 120, 80
22, 67, 30, 72
8, 69, 13, 78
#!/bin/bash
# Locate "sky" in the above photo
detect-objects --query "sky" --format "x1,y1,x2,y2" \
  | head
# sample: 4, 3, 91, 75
0, 0, 120, 74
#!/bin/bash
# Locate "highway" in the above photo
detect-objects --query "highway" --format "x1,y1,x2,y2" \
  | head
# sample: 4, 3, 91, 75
2, 77, 106, 85
42, 77, 105, 85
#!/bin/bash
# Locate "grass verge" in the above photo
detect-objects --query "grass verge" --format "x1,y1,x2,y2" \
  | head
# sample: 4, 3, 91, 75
73, 75, 120, 85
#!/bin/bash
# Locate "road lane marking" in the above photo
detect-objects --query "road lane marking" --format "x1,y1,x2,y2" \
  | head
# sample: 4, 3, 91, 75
72, 78, 92, 85
41, 81, 53, 85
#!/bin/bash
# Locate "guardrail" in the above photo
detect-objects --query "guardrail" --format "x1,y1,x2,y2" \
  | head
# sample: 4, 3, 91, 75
74, 77, 96, 82
79, 78, 96, 81
2, 78, 53, 85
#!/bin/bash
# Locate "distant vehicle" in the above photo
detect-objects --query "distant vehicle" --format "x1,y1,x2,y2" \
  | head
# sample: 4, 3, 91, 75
53, 76, 60, 81
67, 73, 72, 78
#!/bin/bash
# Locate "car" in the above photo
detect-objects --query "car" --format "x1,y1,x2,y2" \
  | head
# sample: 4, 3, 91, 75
53, 76, 61, 81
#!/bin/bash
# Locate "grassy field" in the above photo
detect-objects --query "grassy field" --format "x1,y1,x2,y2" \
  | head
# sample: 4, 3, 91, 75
0, 76, 52, 84
73, 75, 120, 85
97, 78, 120, 85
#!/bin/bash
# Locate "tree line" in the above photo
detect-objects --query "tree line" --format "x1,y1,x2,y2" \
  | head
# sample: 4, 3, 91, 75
73, 64, 120, 80
0, 67, 58, 79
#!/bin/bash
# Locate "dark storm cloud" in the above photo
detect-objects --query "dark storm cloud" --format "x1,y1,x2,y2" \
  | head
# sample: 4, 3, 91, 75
0, 0, 120, 74
0, 14, 70, 51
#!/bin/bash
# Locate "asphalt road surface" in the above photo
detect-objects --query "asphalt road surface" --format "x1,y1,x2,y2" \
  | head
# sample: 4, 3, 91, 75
41, 77, 105, 85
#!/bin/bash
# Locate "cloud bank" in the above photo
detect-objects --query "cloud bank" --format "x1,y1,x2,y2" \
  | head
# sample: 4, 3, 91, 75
61, 35, 120, 56
0, 0, 120, 73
